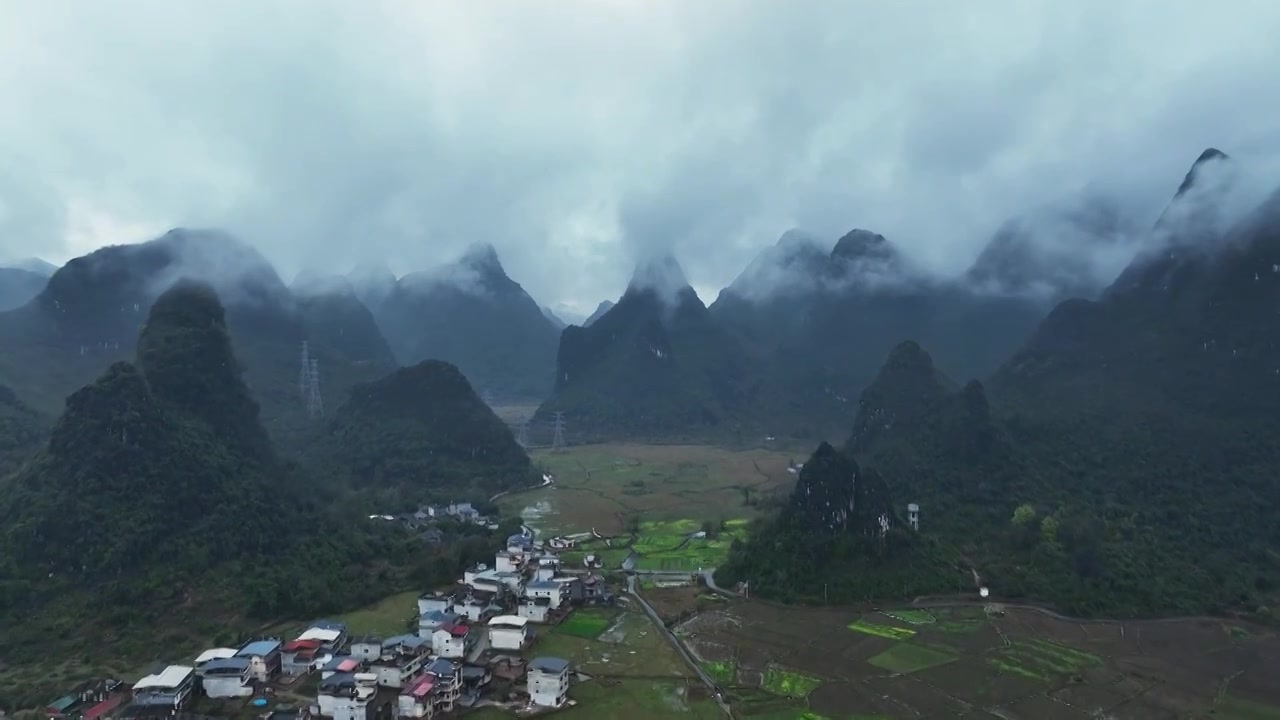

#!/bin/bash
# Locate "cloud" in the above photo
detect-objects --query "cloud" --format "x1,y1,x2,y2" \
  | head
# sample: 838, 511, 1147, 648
3, 0, 1280, 317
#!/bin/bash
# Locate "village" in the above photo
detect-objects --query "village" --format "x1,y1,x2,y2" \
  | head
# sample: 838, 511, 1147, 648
37, 503, 621, 720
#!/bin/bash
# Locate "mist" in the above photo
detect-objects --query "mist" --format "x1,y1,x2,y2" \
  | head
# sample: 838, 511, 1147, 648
3, 1, 1280, 316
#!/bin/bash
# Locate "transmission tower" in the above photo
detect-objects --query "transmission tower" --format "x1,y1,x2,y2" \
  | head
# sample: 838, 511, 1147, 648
516, 421, 530, 448
551, 411, 566, 452
307, 358, 324, 418
298, 341, 311, 397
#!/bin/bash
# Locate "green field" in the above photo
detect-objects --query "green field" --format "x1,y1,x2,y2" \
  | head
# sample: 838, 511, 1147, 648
468, 679, 723, 719
1217, 695, 1280, 719
761, 666, 823, 698
847, 619, 917, 640
704, 659, 735, 683
502, 443, 797, 536
331, 590, 419, 637
530, 609, 692, 678
987, 639, 1102, 682
881, 609, 936, 625
867, 642, 958, 674
632, 518, 750, 571
556, 608, 616, 638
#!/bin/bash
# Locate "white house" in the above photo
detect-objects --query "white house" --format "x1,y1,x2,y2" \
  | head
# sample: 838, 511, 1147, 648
199, 658, 253, 699
527, 657, 569, 708
193, 648, 237, 672
236, 639, 281, 682
494, 551, 522, 574
350, 637, 382, 662
371, 635, 430, 688
418, 593, 455, 617
397, 674, 438, 719
132, 665, 196, 710
431, 624, 470, 659
525, 580, 564, 609
318, 673, 377, 720
418, 610, 460, 640
534, 558, 558, 582
518, 598, 552, 623
487, 616, 529, 651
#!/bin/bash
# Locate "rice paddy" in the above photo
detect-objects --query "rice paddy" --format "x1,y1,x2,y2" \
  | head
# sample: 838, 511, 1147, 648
866, 643, 958, 674
847, 619, 917, 640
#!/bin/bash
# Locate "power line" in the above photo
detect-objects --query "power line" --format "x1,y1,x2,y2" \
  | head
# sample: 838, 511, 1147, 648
551, 411, 566, 452
298, 341, 310, 397
307, 357, 324, 418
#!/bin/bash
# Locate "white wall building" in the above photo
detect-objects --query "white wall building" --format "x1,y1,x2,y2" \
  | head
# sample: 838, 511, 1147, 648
527, 657, 569, 708
318, 673, 377, 720
350, 637, 382, 662
199, 659, 253, 699
525, 581, 564, 609
487, 616, 529, 651
132, 665, 196, 710
518, 598, 551, 623
431, 626, 469, 659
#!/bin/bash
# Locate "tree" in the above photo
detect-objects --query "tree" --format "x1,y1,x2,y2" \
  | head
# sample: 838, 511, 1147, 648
1011, 504, 1037, 526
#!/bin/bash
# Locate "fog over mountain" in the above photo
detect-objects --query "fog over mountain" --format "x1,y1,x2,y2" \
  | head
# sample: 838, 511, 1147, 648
2, 2, 1280, 315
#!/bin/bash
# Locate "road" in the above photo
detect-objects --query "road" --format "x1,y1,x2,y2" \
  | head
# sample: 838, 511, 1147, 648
626, 574, 733, 717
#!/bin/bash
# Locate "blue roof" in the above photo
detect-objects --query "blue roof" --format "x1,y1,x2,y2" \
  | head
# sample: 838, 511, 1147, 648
507, 533, 531, 544
202, 657, 250, 674
426, 658, 457, 676
383, 633, 425, 648
421, 610, 458, 622
238, 639, 281, 657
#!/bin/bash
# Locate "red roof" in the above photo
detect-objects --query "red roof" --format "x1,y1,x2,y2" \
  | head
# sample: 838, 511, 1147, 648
83, 697, 123, 720
284, 639, 322, 652
440, 622, 469, 637
407, 676, 435, 698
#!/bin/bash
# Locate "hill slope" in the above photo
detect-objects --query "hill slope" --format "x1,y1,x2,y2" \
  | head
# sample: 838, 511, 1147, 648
0, 229, 395, 454
0, 384, 45, 479
375, 244, 560, 402
0, 268, 46, 312
710, 228, 1053, 439
535, 255, 751, 443
0, 283, 420, 679
319, 359, 539, 505
722, 149, 1280, 618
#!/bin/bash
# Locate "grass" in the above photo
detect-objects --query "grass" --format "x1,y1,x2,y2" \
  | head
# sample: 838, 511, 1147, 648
867, 643, 957, 674
761, 666, 823, 698
331, 590, 418, 637
881, 609, 936, 625
466, 679, 724, 719
557, 608, 617, 639
632, 518, 750, 571
986, 639, 1102, 683
704, 659, 735, 684
847, 619, 917, 640
532, 610, 692, 677
503, 443, 797, 536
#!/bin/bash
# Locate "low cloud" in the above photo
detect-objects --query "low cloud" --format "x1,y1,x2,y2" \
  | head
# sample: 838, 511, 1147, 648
3, 1, 1280, 314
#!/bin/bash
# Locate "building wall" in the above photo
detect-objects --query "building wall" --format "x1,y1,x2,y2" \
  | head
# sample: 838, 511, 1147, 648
489, 628, 526, 651
431, 634, 466, 659
329, 696, 371, 720
417, 598, 450, 616
396, 695, 433, 719
518, 604, 550, 622
528, 669, 567, 707
351, 643, 381, 662
202, 675, 252, 699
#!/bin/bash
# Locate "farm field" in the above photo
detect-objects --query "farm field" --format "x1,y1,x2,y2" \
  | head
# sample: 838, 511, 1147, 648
675, 601, 1280, 719
528, 607, 693, 678
500, 442, 799, 536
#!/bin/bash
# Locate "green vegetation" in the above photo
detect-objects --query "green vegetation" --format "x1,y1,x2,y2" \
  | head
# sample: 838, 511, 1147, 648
632, 518, 749, 571
0, 283, 516, 711
333, 590, 419, 637
317, 358, 540, 507
866, 643, 957, 674
847, 620, 917, 641
0, 383, 45, 478
506, 443, 796, 536
535, 260, 758, 444
761, 666, 823, 698
557, 608, 617, 639
375, 244, 559, 403
881, 609, 935, 625
704, 660, 735, 684
530, 610, 691, 678
986, 639, 1101, 682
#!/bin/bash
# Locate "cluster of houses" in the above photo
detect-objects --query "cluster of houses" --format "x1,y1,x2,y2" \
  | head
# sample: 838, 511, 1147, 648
48, 529, 613, 720
370, 502, 499, 543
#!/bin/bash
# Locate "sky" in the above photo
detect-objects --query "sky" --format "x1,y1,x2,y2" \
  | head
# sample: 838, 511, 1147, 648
2, 1, 1280, 317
